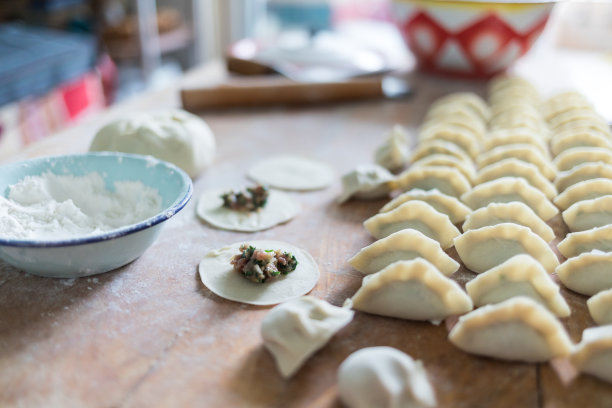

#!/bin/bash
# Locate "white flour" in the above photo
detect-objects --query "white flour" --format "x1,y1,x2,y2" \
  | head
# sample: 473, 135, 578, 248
0, 171, 162, 240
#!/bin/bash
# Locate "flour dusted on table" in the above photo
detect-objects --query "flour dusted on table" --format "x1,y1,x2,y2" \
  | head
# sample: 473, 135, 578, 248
0, 172, 162, 240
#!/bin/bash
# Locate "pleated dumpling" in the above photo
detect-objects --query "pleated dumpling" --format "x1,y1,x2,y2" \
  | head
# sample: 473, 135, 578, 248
338, 165, 396, 203
411, 154, 475, 183
428, 92, 490, 122
553, 147, 612, 172
482, 128, 548, 156
379, 188, 472, 224
422, 114, 486, 142
549, 108, 606, 131
477, 144, 556, 180
419, 124, 480, 159
261, 296, 354, 378
558, 225, 612, 259
461, 177, 558, 221
555, 250, 612, 295
454, 223, 559, 274
396, 166, 471, 198
563, 195, 612, 232
587, 288, 612, 325
364, 201, 460, 248
410, 140, 471, 164
345, 259, 473, 322
462, 202, 555, 242
551, 129, 612, 157
475, 159, 557, 200
449, 297, 573, 362
553, 178, 612, 210
571, 326, 612, 384
375, 125, 410, 172
554, 162, 612, 193
465, 255, 570, 317
348, 229, 459, 276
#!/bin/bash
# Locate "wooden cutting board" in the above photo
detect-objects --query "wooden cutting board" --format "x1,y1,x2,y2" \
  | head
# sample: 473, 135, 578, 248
1, 71, 612, 407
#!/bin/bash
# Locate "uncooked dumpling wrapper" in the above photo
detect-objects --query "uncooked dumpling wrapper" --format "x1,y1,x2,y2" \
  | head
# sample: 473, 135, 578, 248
248, 155, 334, 190
571, 326, 612, 384
198, 240, 319, 305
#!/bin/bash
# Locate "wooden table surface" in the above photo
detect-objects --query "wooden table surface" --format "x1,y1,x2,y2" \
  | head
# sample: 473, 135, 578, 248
2, 58, 612, 408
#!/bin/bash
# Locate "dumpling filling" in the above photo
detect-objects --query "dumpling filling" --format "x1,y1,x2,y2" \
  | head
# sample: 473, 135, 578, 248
231, 244, 298, 283
221, 185, 269, 211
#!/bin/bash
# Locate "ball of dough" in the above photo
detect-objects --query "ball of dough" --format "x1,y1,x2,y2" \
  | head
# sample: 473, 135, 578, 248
90, 109, 216, 178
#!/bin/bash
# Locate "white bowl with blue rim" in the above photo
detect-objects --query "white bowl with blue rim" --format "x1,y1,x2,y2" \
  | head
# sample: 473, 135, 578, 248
0, 152, 192, 278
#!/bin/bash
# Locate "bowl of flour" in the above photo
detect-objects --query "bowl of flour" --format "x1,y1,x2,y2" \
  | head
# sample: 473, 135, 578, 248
0, 152, 192, 278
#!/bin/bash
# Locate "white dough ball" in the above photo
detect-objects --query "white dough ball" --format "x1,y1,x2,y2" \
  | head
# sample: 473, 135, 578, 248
90, 109, 216, 178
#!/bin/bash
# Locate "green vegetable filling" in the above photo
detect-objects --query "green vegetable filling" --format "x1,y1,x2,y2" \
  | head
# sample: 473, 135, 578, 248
230, 243, 298, 283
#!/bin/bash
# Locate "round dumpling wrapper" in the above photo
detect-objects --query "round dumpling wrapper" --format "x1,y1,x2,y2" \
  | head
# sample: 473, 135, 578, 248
196, 188, 300, 232
247, 155, 334, 191
199, 240, 320, 305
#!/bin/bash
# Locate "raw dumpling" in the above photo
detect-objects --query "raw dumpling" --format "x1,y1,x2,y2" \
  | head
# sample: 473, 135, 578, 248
419, 124, 480, 159
475, 158, 557, 200
410, 140, 472, 164
476, 144, 556, 180
551, 129, 612, 157
549, 108, 606, 131
555, 250, 612, 295
571, 326, 612, 384
553, 147, 612, 172
411, 154, 475, 183
554, 162, 612, 193
542, 91, 592, 120
563, 195, 612, 232
454, 223, 559, 274
338, 165, 396, 203
483, 128, 548, 156
465, 255, 570, 317
462, 202, 555, 242
461, 177, 558, 221
248, 155, 334, 191
428, 92, 490, 122
558, 225, 612, 259
587, 288, 612, 325
196, 188, 300, 232
348, 229, 459, 276
364, 201, 460, 248
345, 259, 473, 321
553, 178, 612, 211
397, 166, 471, 198
421, 114, 485, 142
379, 188, 472, 224
375, 125, 410, 172
338, 347, 436, 408
261, 296, 354, 378
448, 297, 573, 362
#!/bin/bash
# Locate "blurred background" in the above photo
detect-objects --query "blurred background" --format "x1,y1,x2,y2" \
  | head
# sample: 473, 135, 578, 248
0, 0, 611, 159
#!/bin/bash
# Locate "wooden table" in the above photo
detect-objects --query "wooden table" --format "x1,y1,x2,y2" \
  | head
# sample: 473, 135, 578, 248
2, 54, 612, 407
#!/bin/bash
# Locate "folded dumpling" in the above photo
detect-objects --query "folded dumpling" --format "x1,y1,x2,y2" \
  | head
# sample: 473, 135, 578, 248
449, 297, 573, 362
411, 140, 472, 165
465, 255, 570, 317
345, 259, 473, 321
375, 125, 410, 172
397, 166, 471, 198
475, 158, 557, 200
553, 147, 612, 172
421, 114, 485, 142
477, 144, 556, 180
555, 250, 612, 295
563, 195, 612, 232
549, 108, 607, 131
428, 92, 490, 122
551, 129, 612, 157
338, 347, 437, 408
348, 229, 459, 276
587, 288, 612, 325
553, 178, 612, 211
554, 162, 612, 193
419, 123, 480, 159
364, 200, 460, 248
454, 223, 559, 274
411, 154, 475, 183
558, 225, 612, 259
462, 202, 555, 242
571, 326, 612, 384
261, 296, 354, 378
483, 128, 548, 157
379, 188, 472, 224
461, 177, 558, 221
338, 165, 396, 203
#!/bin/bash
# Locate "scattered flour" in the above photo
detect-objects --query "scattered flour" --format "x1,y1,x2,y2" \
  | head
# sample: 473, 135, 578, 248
0, 171, 162, 240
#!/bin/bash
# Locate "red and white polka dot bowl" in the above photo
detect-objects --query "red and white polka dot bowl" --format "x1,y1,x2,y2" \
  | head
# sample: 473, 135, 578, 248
393, 0, 556, 78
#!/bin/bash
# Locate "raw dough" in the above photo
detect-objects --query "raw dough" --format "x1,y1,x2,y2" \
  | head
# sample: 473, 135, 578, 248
338, 165, 395, 203
90, 109, 216, 178
196, 188, 300, 232
247, 155, 333, 191
338, 346, 437, 408
198, 240, 319, 305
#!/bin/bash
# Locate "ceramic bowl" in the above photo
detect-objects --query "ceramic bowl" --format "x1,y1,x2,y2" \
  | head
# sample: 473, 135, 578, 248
0, 152, 192, 278
393, 0, 556, 78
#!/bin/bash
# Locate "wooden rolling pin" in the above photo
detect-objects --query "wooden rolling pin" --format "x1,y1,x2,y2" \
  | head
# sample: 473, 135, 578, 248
180, 76, 411, 111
